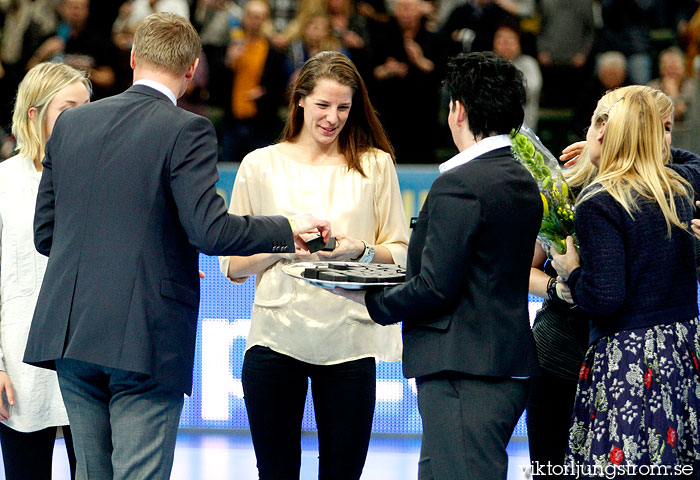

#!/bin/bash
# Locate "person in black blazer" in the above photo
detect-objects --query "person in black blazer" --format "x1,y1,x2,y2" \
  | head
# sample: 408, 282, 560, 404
334, 52, 542, 479
23, 12, 330, 480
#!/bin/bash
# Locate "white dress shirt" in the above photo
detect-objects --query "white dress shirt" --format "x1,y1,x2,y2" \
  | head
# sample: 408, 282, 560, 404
439, 134, 512, 174
133, 79, 177, 105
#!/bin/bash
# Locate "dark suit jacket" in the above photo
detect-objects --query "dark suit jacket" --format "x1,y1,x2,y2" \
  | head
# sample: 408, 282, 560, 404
365, 147, 542, 379
24, 84, 294, 395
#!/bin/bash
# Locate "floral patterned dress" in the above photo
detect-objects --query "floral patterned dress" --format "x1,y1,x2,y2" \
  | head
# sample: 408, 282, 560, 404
567, 318, 700, 473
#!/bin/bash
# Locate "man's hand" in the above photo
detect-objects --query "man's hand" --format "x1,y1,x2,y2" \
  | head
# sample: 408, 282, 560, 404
330, 287, 367, 305
550, 236, 580, 282
288, 214, 331, 252
0, 371, 15, 421
555, 276, 575, 304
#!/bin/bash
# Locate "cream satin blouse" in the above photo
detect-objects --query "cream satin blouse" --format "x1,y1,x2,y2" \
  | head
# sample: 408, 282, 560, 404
220, 145, 409, 364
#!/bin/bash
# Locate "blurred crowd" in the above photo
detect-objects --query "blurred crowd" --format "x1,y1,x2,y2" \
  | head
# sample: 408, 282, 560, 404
2, 0, 700, 163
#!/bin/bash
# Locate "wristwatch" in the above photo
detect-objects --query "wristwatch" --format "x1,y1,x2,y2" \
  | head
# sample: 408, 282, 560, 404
354, 241, 375, 263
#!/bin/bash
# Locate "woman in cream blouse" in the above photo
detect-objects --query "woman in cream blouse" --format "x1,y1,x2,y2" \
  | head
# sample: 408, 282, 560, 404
220, 51, 409, 479
0, 62, 90, 479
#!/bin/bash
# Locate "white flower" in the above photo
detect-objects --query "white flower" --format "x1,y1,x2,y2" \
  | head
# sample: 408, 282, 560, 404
622, 434, 640, 462
625, 363, 643, 388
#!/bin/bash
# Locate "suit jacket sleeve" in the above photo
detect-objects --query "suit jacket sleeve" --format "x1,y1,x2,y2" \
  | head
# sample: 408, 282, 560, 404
34, 140, 56, 256
169, 116, 294, 255
365, 172, 478, 325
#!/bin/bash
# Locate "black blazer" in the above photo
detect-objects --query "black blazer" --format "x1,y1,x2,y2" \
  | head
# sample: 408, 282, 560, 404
365, 147, 542, 379
24, 85, 294, 395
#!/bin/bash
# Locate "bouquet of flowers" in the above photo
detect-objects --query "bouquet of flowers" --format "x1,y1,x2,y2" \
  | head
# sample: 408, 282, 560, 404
511, 126, 577, 254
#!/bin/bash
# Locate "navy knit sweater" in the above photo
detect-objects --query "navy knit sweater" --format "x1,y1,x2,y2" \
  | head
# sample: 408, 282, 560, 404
567, 152, 700, 344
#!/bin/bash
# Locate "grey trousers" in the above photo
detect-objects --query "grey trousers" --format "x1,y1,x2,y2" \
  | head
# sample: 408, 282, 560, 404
56, 358, 183, 480
416, 373, 530, 480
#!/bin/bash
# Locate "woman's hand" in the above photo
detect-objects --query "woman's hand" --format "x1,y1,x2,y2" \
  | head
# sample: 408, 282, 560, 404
560, 141, 586, 167
550, 236, 580, 282
0, 371, 15, 421
316, 234, 364, 261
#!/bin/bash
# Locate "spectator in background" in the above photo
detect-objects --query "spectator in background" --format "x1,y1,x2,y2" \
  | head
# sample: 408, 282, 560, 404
111, 0, 193, 90
288, 12, 346, 73
112, 1, 139, 94
177, 49, 210, 117
0, 0, 59, 130
440, 0, 516, 56
597, 0, 653, 85
677, 0, 700, 75
27, 0, 115, 99
270, 0, 325, 49
326, 0, 371, 75
0, 126, 14, 160
536, 0, 594, 108
573, 51, 628, 137
493, 21, 540, 130
112, 0, 192, 53
193, 0, 243, 108
649, 46, 700, 154
0, 127, 15, 162
129, 0, 190, 23
495, 0, 533, 17
268, 0, 306, 36
370, 0, 441, 163
86, 0, 123, 34
433, 0, 533, 45
195, 0, 242, 44
222, 0, 289, 162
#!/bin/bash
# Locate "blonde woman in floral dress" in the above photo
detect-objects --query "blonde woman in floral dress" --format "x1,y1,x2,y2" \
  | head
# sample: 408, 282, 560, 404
552, 85, 700, 474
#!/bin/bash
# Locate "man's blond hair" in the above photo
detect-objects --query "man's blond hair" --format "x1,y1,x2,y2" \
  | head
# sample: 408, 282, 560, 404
133, 12, 201, 75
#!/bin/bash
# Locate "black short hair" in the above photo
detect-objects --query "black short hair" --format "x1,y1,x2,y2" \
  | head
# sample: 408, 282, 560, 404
443, 52, 526, 137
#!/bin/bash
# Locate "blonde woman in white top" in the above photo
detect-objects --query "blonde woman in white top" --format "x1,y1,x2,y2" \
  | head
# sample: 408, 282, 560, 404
0, 62, 90, 480
220, 51, 409, 480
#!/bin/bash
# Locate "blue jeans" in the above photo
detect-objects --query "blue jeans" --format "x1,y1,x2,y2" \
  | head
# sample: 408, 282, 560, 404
55, 359, 183, 480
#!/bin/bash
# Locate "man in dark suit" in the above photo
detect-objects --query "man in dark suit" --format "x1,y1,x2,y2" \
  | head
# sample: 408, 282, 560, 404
23, 12, 330, 480
335, 52, 542, 479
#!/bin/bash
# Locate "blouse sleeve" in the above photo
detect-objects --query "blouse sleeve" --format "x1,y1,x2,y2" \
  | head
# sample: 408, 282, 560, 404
218, 155, 258, 283
373, 152, 410, 265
